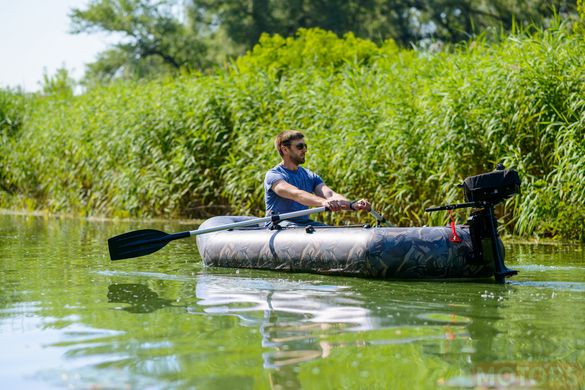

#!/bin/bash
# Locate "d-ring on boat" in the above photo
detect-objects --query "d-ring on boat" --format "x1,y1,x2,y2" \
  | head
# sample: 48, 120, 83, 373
196, 167, 521, 283
108, 167, 520, 283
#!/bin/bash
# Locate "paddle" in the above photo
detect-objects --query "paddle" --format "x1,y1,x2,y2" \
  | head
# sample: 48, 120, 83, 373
108, 206, 329, 261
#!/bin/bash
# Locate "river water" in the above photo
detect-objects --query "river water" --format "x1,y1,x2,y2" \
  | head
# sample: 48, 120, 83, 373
1, 213, 584, 389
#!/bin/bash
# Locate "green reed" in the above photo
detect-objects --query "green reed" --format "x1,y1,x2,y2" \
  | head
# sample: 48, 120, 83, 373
1, 27, 583, 240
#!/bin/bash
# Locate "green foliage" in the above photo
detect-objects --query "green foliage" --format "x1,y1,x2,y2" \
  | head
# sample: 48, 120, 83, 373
579, 0, 585, 17
235, 28, 387, 78
0, 27, 583, 240
1, 78, 233, 217
195, 0, 578, 48
70, 0, 208, 85
0, 88, 26, 138
41, 67, 76, 97
72, 0, 579, 84
575, 0, 585, 32
0, 88, 28, 195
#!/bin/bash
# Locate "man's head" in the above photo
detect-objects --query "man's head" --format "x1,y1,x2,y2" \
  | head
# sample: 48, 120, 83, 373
275, 130, 307, 165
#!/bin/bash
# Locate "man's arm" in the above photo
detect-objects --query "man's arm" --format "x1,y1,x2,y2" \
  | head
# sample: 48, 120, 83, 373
272, 181, 370, 212
315, 183, 352, 210
272, 180, 331, 208
315, 183, 348, 202
315, 183, 371, 212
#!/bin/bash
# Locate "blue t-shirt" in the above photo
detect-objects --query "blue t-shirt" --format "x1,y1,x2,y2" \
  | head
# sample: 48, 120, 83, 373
264, 165, 324, 223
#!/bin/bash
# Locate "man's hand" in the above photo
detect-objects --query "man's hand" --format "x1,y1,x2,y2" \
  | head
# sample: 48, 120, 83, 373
324, 198, 371, 212
350, 199, 371, 212
323, 199, 347, 212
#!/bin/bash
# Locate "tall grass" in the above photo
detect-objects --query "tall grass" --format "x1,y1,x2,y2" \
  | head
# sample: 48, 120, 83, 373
0, 27, 583, 240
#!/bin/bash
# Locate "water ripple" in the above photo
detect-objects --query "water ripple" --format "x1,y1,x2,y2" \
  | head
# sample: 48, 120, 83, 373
509, 280, 585, 292
513, 264, 585, 272
95, 270, 193, 281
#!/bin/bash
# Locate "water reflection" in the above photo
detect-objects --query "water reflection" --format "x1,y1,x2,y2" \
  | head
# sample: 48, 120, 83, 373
107, 283, 177, 313
191, 274, 489, 371
194, 275, 377, 369
79, 270, 585, 388
105, 274, 488, 373
190, 274, 476, 389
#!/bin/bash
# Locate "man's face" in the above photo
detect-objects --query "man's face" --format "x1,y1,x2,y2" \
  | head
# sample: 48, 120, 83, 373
285, 139, 307, 165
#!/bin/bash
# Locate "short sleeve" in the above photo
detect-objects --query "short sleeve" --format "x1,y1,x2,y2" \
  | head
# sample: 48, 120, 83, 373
264, 169, 285, 191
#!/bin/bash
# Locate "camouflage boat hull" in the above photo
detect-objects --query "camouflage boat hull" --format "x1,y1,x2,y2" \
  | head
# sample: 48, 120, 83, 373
196, 216, 498, 280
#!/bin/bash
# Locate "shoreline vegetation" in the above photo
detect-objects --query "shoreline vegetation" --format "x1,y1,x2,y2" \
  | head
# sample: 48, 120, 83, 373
1, 25, 584, 241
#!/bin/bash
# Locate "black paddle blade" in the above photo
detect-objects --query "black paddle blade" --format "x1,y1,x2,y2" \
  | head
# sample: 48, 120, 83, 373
108, 229, 172, 260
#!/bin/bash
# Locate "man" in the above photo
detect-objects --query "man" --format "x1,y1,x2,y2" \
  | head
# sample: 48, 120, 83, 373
264, 130, 371, 227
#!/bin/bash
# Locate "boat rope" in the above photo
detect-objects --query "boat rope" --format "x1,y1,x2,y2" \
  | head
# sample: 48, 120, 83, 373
448, 210, 462, 243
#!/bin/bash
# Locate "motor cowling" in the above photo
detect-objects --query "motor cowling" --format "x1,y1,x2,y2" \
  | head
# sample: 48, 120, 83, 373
461, 169, 521, 204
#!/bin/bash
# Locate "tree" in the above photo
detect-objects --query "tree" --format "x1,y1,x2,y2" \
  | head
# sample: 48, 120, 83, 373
71, 0, 578, 84
70, 0, 208, 84
192, 0, 577, 48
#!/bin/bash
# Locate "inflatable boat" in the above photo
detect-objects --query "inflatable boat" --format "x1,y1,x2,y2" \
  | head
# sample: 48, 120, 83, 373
196, 168, 521, 283
109, 167, 520, 283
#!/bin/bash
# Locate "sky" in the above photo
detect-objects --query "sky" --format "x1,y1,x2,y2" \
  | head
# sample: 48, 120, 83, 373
0, 0, 115, 92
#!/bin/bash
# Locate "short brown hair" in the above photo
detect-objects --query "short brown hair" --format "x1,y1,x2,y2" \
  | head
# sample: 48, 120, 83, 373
275, 130, 304, 156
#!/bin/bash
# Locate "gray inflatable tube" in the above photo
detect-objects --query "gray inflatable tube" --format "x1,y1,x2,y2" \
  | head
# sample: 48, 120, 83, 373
196, 216, 496, 280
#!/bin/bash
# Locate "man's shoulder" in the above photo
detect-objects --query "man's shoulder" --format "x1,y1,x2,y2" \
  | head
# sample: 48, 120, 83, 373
265, 165, 286, 186
266, 164, 285, 177
267, 164, 283, 172
265, 164, 319, 180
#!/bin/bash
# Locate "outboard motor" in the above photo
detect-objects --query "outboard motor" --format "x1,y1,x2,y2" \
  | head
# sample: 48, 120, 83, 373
426, 165, 521, 283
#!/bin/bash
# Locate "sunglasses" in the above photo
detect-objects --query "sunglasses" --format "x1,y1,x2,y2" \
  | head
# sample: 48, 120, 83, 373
287, 142, 307, 150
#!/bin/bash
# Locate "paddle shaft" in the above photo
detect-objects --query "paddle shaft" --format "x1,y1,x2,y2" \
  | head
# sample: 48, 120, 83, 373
186, 206, 328, 237
108, 206, 330, 260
